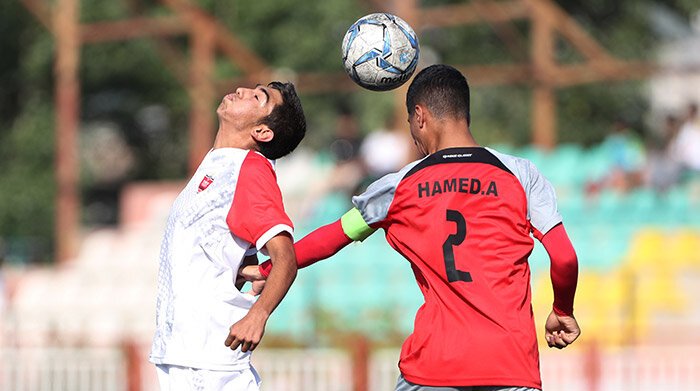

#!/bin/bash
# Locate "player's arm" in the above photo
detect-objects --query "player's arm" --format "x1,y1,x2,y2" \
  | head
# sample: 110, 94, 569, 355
539, 223, 581, 349
245, 208, 375, 280
523, 158, 580, 349
224, 151, 298, 352
225, 232, 297, 353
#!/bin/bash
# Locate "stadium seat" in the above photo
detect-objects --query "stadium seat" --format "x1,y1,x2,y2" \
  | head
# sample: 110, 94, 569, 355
516, 145, 546, 169
542, 144, 583, 189
660, 230, 700, 267
626, 229, 665, 268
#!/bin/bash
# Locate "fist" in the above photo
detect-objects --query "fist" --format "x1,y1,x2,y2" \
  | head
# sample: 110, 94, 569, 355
544, 311, 581, 349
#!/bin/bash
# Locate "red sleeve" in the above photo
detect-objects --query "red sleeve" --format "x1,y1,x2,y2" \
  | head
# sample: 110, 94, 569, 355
540, 223, 578, 316
259, 219, 352, 277
227, 152, 293, 250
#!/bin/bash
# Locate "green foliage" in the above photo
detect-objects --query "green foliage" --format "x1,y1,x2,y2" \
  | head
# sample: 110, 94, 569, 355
80, 40, 189, 180
417, 0, 696, 146
213, 0, 363, 71
0, 1, 25, 124
421, 24, 517, 65
558, 81, 650, 146
79, 0, 130, 22
0, 99, 56, 262
0, 3, 55, 261
470, 86, 533, 146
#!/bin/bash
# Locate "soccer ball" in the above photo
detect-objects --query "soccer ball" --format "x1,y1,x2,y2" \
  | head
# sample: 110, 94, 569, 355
342, 13, 420, 91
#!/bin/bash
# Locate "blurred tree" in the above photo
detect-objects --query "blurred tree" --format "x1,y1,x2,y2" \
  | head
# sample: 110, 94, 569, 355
0, 1, 29, 125
419, 0, 698, 145
0, 2, 55, 263
0, 99, 55, 264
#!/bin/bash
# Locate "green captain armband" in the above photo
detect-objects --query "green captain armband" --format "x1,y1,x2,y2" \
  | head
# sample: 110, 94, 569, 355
341, 208, 376, 242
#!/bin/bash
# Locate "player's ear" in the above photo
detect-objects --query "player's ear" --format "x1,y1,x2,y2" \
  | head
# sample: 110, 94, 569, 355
414, 105, 426, 129
251, 125, 274, 143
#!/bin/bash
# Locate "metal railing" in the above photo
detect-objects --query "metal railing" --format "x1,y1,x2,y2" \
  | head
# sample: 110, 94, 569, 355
0, 347, 126, 391
253, 349, 352, 391
3, 344, 700, 391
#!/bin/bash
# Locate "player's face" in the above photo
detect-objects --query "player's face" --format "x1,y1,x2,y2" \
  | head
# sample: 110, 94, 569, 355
217, 84, 282, 130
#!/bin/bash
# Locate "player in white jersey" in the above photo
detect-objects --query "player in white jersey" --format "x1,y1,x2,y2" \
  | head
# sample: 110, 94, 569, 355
149, 81, 306, 390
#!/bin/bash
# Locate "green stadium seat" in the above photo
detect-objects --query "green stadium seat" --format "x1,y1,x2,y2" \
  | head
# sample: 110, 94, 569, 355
579, 145, 613, 184
542, 144, 584, 188
517, 145, 546, 168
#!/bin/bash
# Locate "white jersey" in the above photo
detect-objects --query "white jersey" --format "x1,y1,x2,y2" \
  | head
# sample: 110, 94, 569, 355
149, 148, 293, 370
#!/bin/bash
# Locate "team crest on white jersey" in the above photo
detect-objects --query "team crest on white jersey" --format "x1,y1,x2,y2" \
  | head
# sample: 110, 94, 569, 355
198, 175, 214, 193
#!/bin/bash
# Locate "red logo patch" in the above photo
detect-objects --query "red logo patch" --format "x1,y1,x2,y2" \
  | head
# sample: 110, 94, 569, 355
198, 175, 214, 193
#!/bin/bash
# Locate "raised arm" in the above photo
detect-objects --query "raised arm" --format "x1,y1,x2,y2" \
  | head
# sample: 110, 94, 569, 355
247, 208, 375, 279
257, 219, 352, 276
540, 223, 580, 349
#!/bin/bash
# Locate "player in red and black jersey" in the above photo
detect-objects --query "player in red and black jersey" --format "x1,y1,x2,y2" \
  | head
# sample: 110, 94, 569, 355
244, 64, 580, 390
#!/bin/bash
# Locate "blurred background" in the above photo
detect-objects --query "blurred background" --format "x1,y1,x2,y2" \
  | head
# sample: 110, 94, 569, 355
1, 0, 700, 390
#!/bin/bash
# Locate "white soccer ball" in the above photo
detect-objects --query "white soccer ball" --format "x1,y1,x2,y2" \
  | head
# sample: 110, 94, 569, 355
342, 13, 420, 91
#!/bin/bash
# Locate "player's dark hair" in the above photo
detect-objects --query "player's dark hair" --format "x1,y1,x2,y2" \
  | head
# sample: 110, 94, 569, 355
406, 64, 471, 125
257, 81, 307, 160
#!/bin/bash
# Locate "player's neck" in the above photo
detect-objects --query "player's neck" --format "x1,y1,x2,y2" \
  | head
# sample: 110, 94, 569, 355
430, 127, 480, 154
213, 124, 256, 150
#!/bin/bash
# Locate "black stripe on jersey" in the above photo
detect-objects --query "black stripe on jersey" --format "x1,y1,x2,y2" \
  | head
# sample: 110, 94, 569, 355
405, 147, 513, 178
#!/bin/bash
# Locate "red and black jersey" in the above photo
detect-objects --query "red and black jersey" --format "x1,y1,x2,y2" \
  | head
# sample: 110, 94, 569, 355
352, 147, 562, 388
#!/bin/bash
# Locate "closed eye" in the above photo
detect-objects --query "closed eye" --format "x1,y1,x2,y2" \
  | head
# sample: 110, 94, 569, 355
255, 84, 269, 105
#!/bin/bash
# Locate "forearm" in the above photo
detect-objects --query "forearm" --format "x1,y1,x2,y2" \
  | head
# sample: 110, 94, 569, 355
541, 223, 578, 316
249, 235, 297, 317
259, 219, 352, 277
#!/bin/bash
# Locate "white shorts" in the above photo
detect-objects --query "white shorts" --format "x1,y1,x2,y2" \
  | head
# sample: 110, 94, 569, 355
156, 364, 261, 391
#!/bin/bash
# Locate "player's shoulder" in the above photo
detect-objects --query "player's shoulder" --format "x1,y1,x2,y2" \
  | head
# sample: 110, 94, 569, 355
242, 150, 275, 172
369, 158, 425, 189
485, 146, 531, 168
352, 159, 425, 224
353, 158, 423, 204
244, 150, 273, 164
485, 147, 540, 177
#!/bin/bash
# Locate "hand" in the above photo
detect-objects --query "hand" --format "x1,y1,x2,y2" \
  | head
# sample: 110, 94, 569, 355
236, 265, 266, 295
544, 311, 580, 349
239, 264, 265, 282
235, 272, 266, 296
236, 255, 259, 290
246, 279, 266, 296
225, 310, 268, 353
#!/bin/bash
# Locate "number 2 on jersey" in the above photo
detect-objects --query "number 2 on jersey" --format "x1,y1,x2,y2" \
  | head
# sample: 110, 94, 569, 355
443, 209, 472, 283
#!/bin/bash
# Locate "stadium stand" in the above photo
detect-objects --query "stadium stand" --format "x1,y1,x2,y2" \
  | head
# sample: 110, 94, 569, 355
4, 144, 700, 346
